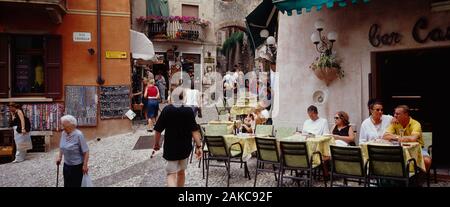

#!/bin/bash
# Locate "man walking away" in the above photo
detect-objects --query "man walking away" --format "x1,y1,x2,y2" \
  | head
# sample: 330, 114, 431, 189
153, 87, 202, 187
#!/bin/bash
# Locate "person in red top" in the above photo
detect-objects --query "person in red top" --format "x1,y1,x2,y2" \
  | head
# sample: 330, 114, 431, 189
144, 79, 160, 132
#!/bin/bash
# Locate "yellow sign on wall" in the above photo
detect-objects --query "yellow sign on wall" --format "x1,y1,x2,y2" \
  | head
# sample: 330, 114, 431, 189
106, 51, 127, 59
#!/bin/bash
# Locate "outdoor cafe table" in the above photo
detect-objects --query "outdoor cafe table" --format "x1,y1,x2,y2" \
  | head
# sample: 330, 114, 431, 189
360, 141, 426, 172
277, 134, 335, 166
223, 134, 256, 161
207, 120, 234, 134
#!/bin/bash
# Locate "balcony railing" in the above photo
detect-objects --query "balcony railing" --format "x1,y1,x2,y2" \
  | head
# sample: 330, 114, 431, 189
148, 21, 206, 42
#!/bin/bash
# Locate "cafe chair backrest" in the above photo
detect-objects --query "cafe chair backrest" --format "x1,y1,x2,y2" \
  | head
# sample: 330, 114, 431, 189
367, 145, 406, 178
422, 132, 432, 149
255, 124, 274, 137
275, 127, 296, 138
204, 124, 228, 136
280, 141, 310, 169
255, 137, 280, 163
204, 135, 228, 157
330, 145, 365, 176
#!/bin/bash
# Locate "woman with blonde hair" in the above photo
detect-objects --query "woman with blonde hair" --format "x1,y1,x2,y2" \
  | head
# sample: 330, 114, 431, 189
253, 102, 270, 125
144, 78, 160, 132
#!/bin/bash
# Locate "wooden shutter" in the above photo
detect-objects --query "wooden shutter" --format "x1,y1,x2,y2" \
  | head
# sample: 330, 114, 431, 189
0, 34, 9, 98
182, 4, 199, 18
44, 35, 62, 99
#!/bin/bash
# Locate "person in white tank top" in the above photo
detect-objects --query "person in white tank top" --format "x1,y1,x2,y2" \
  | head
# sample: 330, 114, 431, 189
184, 81, 201, 117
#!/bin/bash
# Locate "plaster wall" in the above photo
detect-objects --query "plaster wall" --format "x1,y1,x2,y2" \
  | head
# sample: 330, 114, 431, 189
274, 0, 450, 131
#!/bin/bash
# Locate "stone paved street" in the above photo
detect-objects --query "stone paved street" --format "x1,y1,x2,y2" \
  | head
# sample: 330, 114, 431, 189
1, 104, 449, 187
0, 125, 291, 187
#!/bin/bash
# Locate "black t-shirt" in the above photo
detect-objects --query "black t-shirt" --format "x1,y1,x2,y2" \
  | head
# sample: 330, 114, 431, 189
154, 104, 199, 161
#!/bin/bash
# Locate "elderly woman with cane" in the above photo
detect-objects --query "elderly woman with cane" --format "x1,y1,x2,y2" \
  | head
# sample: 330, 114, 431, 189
55, 115, 89, 187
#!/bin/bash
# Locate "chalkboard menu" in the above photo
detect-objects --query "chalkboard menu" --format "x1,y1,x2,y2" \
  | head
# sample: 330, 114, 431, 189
99, 86, 131, 119
65, 86, 98, 126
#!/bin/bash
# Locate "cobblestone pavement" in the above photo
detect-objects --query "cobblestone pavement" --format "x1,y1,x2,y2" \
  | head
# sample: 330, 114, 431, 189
1, 104, 449, 187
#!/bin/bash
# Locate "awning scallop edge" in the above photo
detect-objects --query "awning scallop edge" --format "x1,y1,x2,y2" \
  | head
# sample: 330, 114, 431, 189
272, 0, 370, 16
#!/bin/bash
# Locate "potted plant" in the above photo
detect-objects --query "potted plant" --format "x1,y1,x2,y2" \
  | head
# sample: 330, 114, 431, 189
309, 53, 344, 86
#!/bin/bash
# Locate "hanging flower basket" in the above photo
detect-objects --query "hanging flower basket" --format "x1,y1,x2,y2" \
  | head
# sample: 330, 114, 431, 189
313, 67, 339, 86
310, 54, 344, 86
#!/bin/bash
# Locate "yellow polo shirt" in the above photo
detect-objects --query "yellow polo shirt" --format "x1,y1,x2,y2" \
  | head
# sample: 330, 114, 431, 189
386, 117, 423, 147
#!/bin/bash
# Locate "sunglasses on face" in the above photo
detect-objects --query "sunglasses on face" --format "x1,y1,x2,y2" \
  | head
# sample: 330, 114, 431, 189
372, 108, 383, 112
334, 116, 340, 120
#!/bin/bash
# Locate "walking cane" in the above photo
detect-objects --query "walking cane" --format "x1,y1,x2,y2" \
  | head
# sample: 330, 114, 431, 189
56, 162, 60, 187
150, 150, 156, 158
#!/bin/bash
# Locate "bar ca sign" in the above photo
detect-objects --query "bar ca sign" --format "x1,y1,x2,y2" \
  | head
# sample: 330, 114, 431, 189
412, 17, 450, 43
369, 17, 450, 47
369, 24, 401, 47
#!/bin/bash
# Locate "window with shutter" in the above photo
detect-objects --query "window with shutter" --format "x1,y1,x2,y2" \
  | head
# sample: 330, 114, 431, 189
11, 35, 45, 96
0, 35, 8, 98
44, 35, 62, 99
182, 4, 199, 18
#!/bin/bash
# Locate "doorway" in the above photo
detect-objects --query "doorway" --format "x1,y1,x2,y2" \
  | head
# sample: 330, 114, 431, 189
372, 47, 450, 168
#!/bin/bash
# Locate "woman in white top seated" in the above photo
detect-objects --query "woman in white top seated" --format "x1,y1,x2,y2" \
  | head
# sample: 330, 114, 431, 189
359, 100, 393, 144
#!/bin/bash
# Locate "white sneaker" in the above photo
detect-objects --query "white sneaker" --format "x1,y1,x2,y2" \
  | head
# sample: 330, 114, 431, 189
12, 158, 25, 163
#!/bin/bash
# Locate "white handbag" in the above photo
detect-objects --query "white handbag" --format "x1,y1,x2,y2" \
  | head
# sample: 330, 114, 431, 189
81, 174, 94, 187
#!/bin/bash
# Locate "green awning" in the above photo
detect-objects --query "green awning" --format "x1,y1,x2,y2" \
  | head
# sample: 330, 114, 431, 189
147, 0, 169, 16
272, 0, 370, 16
246, 0, 278, 50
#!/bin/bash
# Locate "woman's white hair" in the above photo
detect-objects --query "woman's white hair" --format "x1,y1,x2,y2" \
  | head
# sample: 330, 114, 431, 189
61, 115, 77, 127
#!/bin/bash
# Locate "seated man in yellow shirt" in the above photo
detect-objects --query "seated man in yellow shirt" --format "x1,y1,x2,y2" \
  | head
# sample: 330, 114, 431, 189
383, 105, 431, 172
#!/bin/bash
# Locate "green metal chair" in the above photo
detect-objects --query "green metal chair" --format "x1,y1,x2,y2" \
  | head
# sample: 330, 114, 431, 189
423, 132, 436, 185
193, 124, 207, 179
218, 114, 230, 121
275, 127, 296, 138
204, 124, 229, 136
279, 141, 327, 187
367, 145, 420, 187
215, 101, 230, 120
255, 124, 274, 137
198, 124, 230, 179
330, 145, 368, 187
204, 135, 251, 187
254, 137, 281, 187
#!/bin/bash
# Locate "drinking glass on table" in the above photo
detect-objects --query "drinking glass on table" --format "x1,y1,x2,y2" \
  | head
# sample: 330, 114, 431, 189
235, 120, 242, 134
